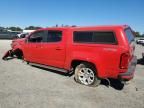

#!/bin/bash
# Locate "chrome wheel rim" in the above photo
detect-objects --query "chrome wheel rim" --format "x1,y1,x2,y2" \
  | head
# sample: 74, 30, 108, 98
78, 68, 95, 85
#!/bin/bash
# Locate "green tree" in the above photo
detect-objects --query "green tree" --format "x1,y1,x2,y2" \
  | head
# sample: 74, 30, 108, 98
25, 26, 42, 30
134, 31, 141, 37
8, 27, 22, 31
0, 27, 5, 32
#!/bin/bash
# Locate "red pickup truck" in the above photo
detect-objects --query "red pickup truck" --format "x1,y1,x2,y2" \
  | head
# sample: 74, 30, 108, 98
9, 25, 137, 86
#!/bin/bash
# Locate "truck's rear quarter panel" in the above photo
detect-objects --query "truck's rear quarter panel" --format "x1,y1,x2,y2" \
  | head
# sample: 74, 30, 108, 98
67, 27, 127, 78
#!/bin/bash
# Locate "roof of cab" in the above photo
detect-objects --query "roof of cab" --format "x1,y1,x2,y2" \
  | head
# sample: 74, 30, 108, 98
38, 25, 129, 31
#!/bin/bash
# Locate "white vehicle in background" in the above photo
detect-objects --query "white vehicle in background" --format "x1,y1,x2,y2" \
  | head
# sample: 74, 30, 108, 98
23, 30, 35, 33
17, 32, 29, 38
141, 42, 144, 46
136, 38, 144, 44
17, 30, 35, 38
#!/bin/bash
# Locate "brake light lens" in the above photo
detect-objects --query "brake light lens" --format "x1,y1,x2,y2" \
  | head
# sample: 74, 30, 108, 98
120, 53, 130, 69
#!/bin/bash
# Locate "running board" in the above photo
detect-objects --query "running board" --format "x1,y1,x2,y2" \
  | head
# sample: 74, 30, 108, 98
29, 62, 68, 73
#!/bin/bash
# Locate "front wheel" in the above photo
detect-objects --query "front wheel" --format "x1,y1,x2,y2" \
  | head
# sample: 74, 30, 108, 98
14, 50, 24, 59
74, 63, 101, 87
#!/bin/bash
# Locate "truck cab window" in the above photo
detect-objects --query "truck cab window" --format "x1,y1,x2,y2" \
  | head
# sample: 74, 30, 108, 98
28, 31, 47, 43
47, 31, 62, 42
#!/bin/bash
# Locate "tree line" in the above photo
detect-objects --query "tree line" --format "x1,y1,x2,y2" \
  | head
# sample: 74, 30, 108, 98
134, 32, 144, 37
0, 26, 42, 32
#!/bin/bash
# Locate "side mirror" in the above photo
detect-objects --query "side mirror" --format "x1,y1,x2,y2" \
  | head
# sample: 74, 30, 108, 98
20, 34, 26, 38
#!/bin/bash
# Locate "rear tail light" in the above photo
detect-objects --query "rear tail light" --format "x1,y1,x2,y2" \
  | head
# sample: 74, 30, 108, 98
120, 53, 130, 69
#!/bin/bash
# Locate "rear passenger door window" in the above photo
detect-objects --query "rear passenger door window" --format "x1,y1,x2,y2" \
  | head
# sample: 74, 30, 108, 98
47, 31, 62, 42
73, 31, 117, 44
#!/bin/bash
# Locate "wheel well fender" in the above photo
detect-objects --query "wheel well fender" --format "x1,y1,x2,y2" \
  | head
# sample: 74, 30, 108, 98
71, 60, 98, 74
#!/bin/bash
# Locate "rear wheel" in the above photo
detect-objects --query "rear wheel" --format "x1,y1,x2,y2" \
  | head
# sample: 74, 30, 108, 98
74, 62, 101, 87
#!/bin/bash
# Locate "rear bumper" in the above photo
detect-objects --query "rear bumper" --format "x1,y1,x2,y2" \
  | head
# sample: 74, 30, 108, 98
118, 56, 137, 81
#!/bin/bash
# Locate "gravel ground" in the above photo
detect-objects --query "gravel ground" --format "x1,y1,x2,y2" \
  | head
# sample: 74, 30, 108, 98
0, 40, 144, 108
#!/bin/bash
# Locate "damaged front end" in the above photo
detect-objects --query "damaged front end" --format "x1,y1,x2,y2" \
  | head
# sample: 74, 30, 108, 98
2, 49, 14, 60
2, 38, 25, 60
2, 48, 24, 60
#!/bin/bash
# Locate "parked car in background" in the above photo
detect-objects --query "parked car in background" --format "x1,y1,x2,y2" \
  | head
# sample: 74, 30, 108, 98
7, 25, 137, 87
136, 38, 144, 44
0, 31, 21, 39
17, 30, 35, 38
17, 33, 29, 38
141, 41, 144, 46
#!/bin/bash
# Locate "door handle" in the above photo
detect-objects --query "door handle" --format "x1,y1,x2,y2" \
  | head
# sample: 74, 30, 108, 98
55, 47, 62, 50
36, 45, 39, 48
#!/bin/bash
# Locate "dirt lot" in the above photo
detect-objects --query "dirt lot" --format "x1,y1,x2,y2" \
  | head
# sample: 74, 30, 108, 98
0, 40, 144, 108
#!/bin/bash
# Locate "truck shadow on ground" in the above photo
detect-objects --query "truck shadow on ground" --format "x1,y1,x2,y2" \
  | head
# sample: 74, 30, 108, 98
100, 79, 124, 90
31, 65, 125, 90
1, 59, 126, 91
137, 58, 144, 65
2, 57, 133, 90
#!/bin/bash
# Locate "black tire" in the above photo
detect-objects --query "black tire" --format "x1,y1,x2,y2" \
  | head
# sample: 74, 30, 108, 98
74, 62, 101, 87
15, 51, 23, 59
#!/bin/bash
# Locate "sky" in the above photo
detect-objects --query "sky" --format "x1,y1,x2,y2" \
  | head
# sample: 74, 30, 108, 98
0, 0, 144, 33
